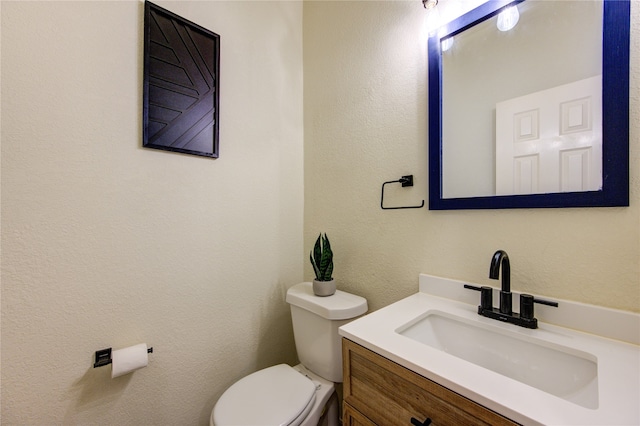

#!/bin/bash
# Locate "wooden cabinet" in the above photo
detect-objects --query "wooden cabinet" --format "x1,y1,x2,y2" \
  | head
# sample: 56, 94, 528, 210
342, 338, 519, 426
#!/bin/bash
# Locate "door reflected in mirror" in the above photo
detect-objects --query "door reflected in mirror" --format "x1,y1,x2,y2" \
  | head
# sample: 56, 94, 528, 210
495, 76, 602, 196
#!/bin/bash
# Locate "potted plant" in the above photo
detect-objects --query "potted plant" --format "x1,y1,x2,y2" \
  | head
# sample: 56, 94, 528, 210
310, 233, 336, 296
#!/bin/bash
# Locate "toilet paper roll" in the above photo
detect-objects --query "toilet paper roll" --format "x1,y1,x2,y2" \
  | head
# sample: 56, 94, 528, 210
111, 343, 149, 378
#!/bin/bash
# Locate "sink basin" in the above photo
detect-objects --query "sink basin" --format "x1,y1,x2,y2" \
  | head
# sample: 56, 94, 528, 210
396, 310, 599, 409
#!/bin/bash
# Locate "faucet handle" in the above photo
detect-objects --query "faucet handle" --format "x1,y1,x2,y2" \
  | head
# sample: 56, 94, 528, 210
533, 297, 559, 307
463, 284, 494, 312
520, 294, 535, 320
520, 294, 559, 320
480, 286, 493, 311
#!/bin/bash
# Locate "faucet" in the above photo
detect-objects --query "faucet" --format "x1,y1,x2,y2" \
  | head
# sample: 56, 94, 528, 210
489, 249, 512, 315
463, 249, 559, 329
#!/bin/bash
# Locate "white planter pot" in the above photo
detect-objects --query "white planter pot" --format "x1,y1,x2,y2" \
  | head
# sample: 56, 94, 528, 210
313, 279, 336, 297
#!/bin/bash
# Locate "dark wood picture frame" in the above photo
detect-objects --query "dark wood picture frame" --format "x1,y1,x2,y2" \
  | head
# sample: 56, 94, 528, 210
143, 1, 220, 158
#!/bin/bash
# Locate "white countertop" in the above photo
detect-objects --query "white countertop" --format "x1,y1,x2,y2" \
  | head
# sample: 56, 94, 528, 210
339, 274, 640, 425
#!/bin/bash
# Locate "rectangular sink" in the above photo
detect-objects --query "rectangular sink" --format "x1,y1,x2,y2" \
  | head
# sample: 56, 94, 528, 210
396, 310, 599, 409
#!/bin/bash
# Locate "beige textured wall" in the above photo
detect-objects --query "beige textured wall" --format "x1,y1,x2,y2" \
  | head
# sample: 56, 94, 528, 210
2, 0, 639, 424
304, 1, 640, 313
1, 1, 303, 424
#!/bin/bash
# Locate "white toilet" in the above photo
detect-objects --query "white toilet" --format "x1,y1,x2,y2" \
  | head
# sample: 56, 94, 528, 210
211, 282, 367, 426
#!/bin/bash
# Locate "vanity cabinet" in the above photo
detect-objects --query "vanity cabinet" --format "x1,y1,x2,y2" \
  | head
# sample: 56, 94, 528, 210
342, 338, 518, 426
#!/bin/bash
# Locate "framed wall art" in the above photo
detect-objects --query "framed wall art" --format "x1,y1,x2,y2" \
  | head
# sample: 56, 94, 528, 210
143, 1, 220, 158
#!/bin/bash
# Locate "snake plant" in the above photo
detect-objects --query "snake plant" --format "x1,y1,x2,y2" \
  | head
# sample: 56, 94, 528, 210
310, 233, 333, 281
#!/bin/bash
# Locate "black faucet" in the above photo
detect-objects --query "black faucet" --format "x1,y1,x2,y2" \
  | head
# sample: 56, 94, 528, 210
490, 249, 512, 315
464, 250, 558, 329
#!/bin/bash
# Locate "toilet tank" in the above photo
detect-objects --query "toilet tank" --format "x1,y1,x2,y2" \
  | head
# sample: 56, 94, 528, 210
286, 282, 367, 383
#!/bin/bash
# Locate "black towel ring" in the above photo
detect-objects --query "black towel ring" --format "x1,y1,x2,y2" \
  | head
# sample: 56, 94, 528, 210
380, 175, 425, 210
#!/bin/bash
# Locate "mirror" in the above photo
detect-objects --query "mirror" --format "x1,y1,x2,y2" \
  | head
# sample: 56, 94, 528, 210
428, 0, 630, 210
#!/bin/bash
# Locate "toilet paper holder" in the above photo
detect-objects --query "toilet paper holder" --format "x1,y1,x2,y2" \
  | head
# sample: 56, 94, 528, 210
94, 346, 153, 368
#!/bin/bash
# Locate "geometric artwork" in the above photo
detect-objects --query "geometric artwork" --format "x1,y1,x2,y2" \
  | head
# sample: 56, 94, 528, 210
143, 1, 220, 158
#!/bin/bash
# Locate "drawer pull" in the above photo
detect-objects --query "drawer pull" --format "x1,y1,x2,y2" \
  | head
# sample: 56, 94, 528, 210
411, 417, 432, 426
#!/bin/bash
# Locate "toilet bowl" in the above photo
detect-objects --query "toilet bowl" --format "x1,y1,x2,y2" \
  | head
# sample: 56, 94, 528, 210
211, 282, 367, 426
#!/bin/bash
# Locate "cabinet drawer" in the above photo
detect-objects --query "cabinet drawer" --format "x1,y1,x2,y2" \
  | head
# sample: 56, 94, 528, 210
342, 338, 518, 426
343, 402, 376, 426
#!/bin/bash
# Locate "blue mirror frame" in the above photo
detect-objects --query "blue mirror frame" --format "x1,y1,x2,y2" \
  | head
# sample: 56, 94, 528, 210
428, 0, 630, 210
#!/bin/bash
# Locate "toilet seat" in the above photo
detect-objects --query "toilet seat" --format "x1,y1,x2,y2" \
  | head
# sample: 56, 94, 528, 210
212, 364, 316, 426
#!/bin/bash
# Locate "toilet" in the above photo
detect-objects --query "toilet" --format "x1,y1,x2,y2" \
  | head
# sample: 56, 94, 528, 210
211, 282, 367, 426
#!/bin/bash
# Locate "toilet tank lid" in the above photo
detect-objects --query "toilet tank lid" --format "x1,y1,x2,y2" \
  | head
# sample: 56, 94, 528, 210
286, 282, 368, 320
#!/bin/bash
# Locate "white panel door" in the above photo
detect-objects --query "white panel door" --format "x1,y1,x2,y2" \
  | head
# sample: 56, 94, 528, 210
495, 76, 602, 195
